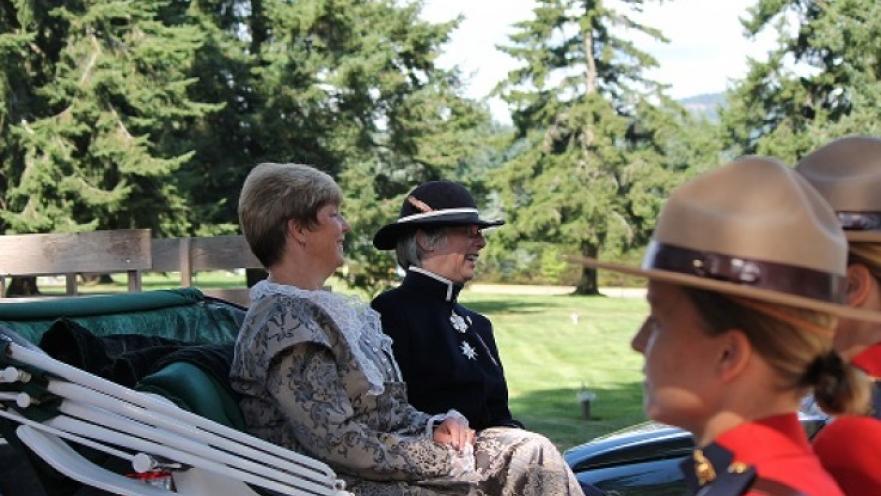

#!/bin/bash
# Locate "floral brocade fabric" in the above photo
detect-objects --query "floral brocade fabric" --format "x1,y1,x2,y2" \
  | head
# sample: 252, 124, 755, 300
230, 282, 583, 495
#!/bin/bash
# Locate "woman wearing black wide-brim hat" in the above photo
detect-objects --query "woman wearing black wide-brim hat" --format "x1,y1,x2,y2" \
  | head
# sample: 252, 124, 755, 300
796, 135, 881, 495
371, 180, 591, 495
371, 180, 517, 431
580, 156, 881, 495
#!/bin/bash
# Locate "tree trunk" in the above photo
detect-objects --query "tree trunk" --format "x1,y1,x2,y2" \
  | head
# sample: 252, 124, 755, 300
582, 21, 598, 95
80, 273, 114, 285
250, 0, 267, 56
574, 242, 601, 295
580, 13, 597, 147
6, 276, 40, 297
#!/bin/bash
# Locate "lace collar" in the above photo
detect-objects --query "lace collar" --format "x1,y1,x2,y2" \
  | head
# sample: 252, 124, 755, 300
250, 280, 391, 395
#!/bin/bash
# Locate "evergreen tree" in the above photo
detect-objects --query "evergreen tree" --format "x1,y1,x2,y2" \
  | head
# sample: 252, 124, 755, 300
181, 0, 494, 292
0, 0, 219, 235
722, 0, 881, 163
494, 0, 689, 294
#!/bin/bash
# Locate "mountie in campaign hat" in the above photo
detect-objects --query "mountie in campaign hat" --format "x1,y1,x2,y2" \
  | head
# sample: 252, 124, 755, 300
577, 155, 881, 323
372, 181, 504, 250
797, 135, 881, 242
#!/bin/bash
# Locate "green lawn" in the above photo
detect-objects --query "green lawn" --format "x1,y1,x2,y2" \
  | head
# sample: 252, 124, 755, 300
34, 274, 648, 450
459, 291, 649, 450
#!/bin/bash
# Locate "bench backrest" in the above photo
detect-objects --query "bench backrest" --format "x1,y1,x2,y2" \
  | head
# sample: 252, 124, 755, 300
0, 229, 151, 296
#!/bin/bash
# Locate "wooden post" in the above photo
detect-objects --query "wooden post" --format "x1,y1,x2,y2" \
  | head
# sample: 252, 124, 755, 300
65, 274, 78, 296
179, 237, 192, 287
127, 270, 142, 292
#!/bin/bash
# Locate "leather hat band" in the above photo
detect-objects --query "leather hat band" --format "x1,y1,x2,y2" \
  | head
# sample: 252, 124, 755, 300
838, 212, 881, 231
643, 241, 847, 303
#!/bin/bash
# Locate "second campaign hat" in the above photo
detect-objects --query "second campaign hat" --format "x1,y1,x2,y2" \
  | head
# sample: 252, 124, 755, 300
372, 181, 504, 250
577, 155, 881, 323
796, 135, 881, 242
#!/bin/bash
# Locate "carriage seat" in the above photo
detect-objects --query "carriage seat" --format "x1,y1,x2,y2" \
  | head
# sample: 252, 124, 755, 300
137, 361, 246, 432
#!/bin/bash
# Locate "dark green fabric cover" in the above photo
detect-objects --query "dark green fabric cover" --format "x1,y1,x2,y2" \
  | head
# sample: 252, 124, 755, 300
0, 289, 201, 320
137, 362, 246, 431
0, 289, 244, 345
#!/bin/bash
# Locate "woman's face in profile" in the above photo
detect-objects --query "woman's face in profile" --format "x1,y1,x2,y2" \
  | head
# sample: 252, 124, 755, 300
631, 281, 723, 433
304, 203, 350, 271
421, 224, 486, 283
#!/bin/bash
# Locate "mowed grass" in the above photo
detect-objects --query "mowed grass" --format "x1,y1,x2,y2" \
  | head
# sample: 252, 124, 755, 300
459, 291, 649, 451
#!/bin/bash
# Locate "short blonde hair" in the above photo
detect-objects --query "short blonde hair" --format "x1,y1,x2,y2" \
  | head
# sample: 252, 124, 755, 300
238, 163, 341, 267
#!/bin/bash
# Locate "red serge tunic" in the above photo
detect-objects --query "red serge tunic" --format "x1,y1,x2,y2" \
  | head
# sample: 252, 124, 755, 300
683, 414, 843, 495
812, 343, 881, 495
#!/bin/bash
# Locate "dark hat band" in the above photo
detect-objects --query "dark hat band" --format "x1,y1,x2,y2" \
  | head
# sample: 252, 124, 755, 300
644, 241, 847, 303
838, 212, 881, 231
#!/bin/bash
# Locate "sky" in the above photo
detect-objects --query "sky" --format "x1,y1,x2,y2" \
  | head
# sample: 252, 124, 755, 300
420, 0, 778, 123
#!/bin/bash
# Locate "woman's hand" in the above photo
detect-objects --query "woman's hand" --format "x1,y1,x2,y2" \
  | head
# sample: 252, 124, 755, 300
433, 417, 475, 452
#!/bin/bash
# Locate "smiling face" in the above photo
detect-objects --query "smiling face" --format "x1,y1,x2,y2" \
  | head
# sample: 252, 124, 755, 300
302, 202, 350, 275
420, 224, 486, 283
631, 281, 726, 433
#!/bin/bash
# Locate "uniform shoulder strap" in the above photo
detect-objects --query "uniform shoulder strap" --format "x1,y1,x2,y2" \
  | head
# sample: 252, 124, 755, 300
870, 380, 881, 420
750, 478, 807, 496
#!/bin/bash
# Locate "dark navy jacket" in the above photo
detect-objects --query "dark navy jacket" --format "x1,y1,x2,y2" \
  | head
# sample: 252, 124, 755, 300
371, 268, 521, 431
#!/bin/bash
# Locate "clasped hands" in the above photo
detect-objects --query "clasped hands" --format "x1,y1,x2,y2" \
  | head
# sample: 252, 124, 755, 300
433, 417, 476, 452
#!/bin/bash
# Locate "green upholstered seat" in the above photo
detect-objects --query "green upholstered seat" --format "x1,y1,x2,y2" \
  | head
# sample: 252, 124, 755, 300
0, 288, 245, 345
136, 361, 246, 431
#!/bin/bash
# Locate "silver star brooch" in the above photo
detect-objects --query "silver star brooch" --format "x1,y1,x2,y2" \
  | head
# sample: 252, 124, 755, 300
460, 341, 478, 360
450, 312, 469, 333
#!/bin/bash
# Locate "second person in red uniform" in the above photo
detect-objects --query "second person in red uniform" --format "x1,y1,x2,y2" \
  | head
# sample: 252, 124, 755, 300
797, 135, 881, 495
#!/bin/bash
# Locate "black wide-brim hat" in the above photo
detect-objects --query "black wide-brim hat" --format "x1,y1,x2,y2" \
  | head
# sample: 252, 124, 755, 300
372, 180, 504, 250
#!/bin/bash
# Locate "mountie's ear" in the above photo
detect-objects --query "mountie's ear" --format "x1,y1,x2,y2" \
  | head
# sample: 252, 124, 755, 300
846, 263, 875, 308
717, 329, 751, 383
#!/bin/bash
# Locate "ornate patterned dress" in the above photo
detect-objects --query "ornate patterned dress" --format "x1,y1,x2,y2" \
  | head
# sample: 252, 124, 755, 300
230, 281, 583, 496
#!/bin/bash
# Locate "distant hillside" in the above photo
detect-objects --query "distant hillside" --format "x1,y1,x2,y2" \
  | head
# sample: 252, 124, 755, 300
678, 92, 726, 121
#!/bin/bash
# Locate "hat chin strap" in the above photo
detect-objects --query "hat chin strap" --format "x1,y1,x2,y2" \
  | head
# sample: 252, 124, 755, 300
396, 208, 478, 223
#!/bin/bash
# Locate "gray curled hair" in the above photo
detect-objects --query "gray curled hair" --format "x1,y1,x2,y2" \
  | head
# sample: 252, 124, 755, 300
395, 226, 448, 269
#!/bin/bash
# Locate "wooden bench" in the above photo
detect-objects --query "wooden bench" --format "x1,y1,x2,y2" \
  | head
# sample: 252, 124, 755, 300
0, 231, 262, 306
151, 235, 262, 306
0, 229, 151, 297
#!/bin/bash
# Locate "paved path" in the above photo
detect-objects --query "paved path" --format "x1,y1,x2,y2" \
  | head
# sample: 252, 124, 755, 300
466, 283, 646, 298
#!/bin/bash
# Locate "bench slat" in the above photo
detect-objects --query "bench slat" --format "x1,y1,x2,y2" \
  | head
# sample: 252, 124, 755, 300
0, 230, 152, 276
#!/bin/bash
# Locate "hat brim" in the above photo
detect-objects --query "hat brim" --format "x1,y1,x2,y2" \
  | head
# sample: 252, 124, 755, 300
573, 256, 881, 323
373, 215, 504, 250
846, 230, 881, 243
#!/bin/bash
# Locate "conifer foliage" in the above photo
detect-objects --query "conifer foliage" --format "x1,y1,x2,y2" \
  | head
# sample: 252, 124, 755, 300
0, 0, 218, 235
494, 0, 686, 294
722, 0, 881, 162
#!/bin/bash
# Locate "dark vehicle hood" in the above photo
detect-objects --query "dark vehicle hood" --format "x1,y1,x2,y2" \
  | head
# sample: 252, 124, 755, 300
565, 422, 692, 473
565, 412, 827, 473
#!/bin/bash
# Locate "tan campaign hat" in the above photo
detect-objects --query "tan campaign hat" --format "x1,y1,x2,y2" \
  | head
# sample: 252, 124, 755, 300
796, 135, 881, 242
577, 155, 881, 323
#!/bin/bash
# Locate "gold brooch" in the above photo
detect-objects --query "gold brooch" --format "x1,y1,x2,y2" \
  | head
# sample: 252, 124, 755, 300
728, 461, 749, 474
693, 449, 717, 486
